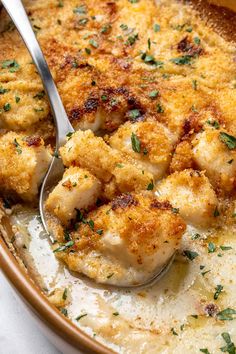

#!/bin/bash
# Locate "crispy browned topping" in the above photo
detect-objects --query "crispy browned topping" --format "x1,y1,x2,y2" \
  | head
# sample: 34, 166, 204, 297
111, 193, 138, 210
25, 136, 42, 147
150, 199, 172, 210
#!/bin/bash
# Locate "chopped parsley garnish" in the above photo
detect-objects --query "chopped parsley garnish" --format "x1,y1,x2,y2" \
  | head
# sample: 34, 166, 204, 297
13, 138, 22, 155
15, 96, 20, 103
128, 0, 139, 3
154, 24, 160, 32
62, 288, 68, 300
220, 332, 236, 353
214, 285, 223, 300
131, 132, 141, 153
53, 240, 74, 253
1, 59, 20, 72
208, 242, 216, 253
120, 24, 128, 31
64, 230, 71, 242
192, 233, 201, 240
207, 120, 220, 129
194, 37, 201, 45
0, 87, 9, 94
149, 90, 159, 99
183, 250, 199, 261
73, 5, 87, 14
101, 94, 107, 101
96, 229, 103, 235
172, 207, 179, 214
171, 328, 178, 335
217, 308, 236, 321
33, 90, 45, 100
113, 312, 119, 316
76, 313, 87, 321
156, 103, 164, 113
220, 245, 232, 251
192, 79, 198, 90
79, 18, 89, 26
101, 24, 111, 34
34, 107, 44, 112
87, 219, 94, 230
200, 349, 210, 354
170, 55, 192, 65
219, 132, 236, 150
201, 270, 211, 276
66, 132, 74, 140
148, 38, 151, 50
213, 206, 220, 217
60, 308, 68, 317
147, 180, 154, 190
141, 52, 164, 67
107, 273, 114, 279
85, 47, 91, 55
3, 103, 11, 111
116, 163, 123, 168
89, 39, 99, 48
57, 0, 64, 7
191, 314, 198, 319
185, 27, 192, 32
128, 109, 142, 121
125, 33, 139, 46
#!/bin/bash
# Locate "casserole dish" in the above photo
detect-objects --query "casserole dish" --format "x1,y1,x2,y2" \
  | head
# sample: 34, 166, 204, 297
1, 0, 236, 353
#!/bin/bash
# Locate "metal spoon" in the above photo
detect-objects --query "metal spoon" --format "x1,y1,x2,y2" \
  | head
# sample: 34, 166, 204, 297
2, 0, 176, 288
1, 0, 75, 236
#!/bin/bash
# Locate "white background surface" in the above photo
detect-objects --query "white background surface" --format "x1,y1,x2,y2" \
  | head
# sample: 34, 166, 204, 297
0, 271, 61, 354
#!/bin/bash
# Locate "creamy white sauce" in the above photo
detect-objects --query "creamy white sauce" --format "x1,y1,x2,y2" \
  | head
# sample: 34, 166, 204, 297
9, 208, 236, 353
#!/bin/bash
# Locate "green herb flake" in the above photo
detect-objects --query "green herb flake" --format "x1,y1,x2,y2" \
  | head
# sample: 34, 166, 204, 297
192, 233, 201, 240
85, 47, 91, 55
87, 219, 94, 230
57, 0, 64, 7
53, 240, 75, 253
3, 103, 11, 111
101, 23, 111, 34
76, 313, 87, 321
96, 229, 103, 235
79, 18, 89, 26
15, 96, 20, 103
113, 312, 119, 316
13, 138, 22, 155
120, 24, 128, 31
147, 180, 154, 190
156, 103, 164, 113
66, 132, 74, 140
208, 242, 216, 253
107, 273, 114, 279
217, 308, 236, 321
148, 38, 151, 50
192, 79, 198, 90
33, 90, 45, 100
73, 5, 87, 14
141, 52, 164, 67
89, 39, 99, 48
2, 59, 20, 72
219, 132, 236, 150
128, 109, 141, 121
126, 34, 139, 46
170, 55, 192, 65
171, 328, 178, 335
154, 24, 160, 32
186, 27, 192, 32
172, 207, 179, 214
207, 120, 220, 129
62, 288, 68, 300
213, 206, 220, 217
131, 132, 141, 153
183, 250, 199, 261
128, 0, 139, 3
201, 270, 211, 276
0, 87, 9, 94
149, 90, 159, 99
194, 37, 201, 45
60, 308, 68, 317
200, 349, 210, 354
64, 230, 71, 242
220, 245, 232, 251
191, 314, 198, 319
214, 284, 223, 300
116, 163, 124, 168
220, 332, 236, 353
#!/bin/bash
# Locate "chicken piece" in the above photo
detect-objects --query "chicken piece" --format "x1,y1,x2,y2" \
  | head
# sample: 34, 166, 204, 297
192, 128, 236, 193
60, 130, 154, 198
0, 132, 51, 201
109, 121, 173, 179
46, 167, 101, 226
157, 169, 218, 227
54, 192, 186, 286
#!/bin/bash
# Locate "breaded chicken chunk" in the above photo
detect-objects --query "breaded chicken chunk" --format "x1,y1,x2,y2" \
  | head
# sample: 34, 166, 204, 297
60, 130, 154, 198
109, 121, 173, 179
157, 169, 218, 227
192, 128, 236, 193
55, 192, 186, 286
46, 167, 101, 225
0, 132, 51, 201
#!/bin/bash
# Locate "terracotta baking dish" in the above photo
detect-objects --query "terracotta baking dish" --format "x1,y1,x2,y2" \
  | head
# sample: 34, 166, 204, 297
0, 1, 235, 353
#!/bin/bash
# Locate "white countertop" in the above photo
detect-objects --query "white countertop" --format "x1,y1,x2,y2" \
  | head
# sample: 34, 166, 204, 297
0, 271, 61, 354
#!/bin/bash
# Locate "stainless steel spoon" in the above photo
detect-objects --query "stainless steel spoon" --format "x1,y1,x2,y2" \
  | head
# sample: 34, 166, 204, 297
1, 0, 75, 236
2, 0, 176, 288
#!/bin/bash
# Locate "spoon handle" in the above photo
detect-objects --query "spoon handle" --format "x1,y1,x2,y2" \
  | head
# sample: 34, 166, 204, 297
1, 0, 74, 146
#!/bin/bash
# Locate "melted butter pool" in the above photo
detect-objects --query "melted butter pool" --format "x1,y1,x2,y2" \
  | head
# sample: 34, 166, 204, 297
10, 208, 236, 354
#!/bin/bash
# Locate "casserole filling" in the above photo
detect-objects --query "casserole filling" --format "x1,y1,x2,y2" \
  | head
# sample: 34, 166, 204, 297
0, 0, 236, 352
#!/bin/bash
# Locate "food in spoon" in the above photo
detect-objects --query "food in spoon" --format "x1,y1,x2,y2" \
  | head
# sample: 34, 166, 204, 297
54, 192, 186, 286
